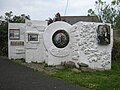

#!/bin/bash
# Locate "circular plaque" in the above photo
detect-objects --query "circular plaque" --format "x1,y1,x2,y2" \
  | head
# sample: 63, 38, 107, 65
52, 30, 69, 48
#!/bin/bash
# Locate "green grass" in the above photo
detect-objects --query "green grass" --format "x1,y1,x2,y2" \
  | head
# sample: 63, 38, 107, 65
51, 60, 120, 90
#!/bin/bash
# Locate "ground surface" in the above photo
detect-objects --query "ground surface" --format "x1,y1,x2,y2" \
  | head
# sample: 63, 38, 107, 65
0, 57, 87, 90
51, 61, 120, 90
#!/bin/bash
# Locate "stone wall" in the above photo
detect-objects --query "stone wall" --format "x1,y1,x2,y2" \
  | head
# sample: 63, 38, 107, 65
72, 22, 113, 69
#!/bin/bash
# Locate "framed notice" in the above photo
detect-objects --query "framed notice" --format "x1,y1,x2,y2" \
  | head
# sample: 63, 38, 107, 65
9, 29, 20, 40
11, 41, 24, 46
28, 34, 38, 41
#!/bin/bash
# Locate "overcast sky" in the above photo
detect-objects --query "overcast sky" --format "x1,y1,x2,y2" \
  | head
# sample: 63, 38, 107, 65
0, 0, 112, 20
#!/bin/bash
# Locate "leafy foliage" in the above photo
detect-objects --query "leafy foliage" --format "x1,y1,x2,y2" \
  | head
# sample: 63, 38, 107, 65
0, 11, 30, 56
112, 40, 120, 60
0, 22, 8, 56
47, 12, 61, 25
4, 11, 30, 23
114, 13, 120, 29
88, 0, 120, 29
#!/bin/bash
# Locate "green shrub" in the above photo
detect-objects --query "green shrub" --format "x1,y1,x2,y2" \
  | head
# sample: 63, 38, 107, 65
112, 39, 120, 60
0, 22, 8, 56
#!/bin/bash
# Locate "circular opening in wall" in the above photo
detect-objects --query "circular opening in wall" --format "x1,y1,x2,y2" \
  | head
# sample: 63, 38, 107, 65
52, 30, 69, 48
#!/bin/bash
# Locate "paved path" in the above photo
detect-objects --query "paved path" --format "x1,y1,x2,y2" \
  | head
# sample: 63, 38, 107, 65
0, 57, 87, 90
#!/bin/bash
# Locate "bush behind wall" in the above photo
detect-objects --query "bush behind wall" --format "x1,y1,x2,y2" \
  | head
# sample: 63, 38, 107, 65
112, 39, 120, 60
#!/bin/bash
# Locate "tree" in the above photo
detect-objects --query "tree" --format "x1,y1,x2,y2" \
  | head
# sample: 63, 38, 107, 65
4, 11, 30, 23
114, 12, 120, 29
0, 21, 8, 56
5, 11, 13, 22
0, 11, 30, 56
47, 12, 63, 25
88, 0, 120, 29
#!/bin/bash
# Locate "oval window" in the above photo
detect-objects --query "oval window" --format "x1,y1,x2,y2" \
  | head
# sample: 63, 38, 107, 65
52, 30, 69, 48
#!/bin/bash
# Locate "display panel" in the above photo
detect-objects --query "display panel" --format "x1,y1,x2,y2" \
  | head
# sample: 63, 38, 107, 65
52, 30, 69, 48
9, 29, 20, 40
28, 34, 38, 41
97, 25, 110, 45
11, 41, 24, 46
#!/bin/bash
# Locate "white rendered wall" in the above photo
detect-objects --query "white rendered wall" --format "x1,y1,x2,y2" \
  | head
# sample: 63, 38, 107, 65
8, 21, 113, 70
43, 21, 113, 70
25, 20, 47, 63
8, 20, 47, 61
43, 21, 72, 65
8, 23, 25, 59
72, 21, 113, 70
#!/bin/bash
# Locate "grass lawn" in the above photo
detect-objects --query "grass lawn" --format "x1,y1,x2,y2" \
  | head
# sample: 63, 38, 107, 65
51, 60, 120, 90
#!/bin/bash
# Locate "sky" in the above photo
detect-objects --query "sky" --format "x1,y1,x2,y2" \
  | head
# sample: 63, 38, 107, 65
0, 0, 112, 20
